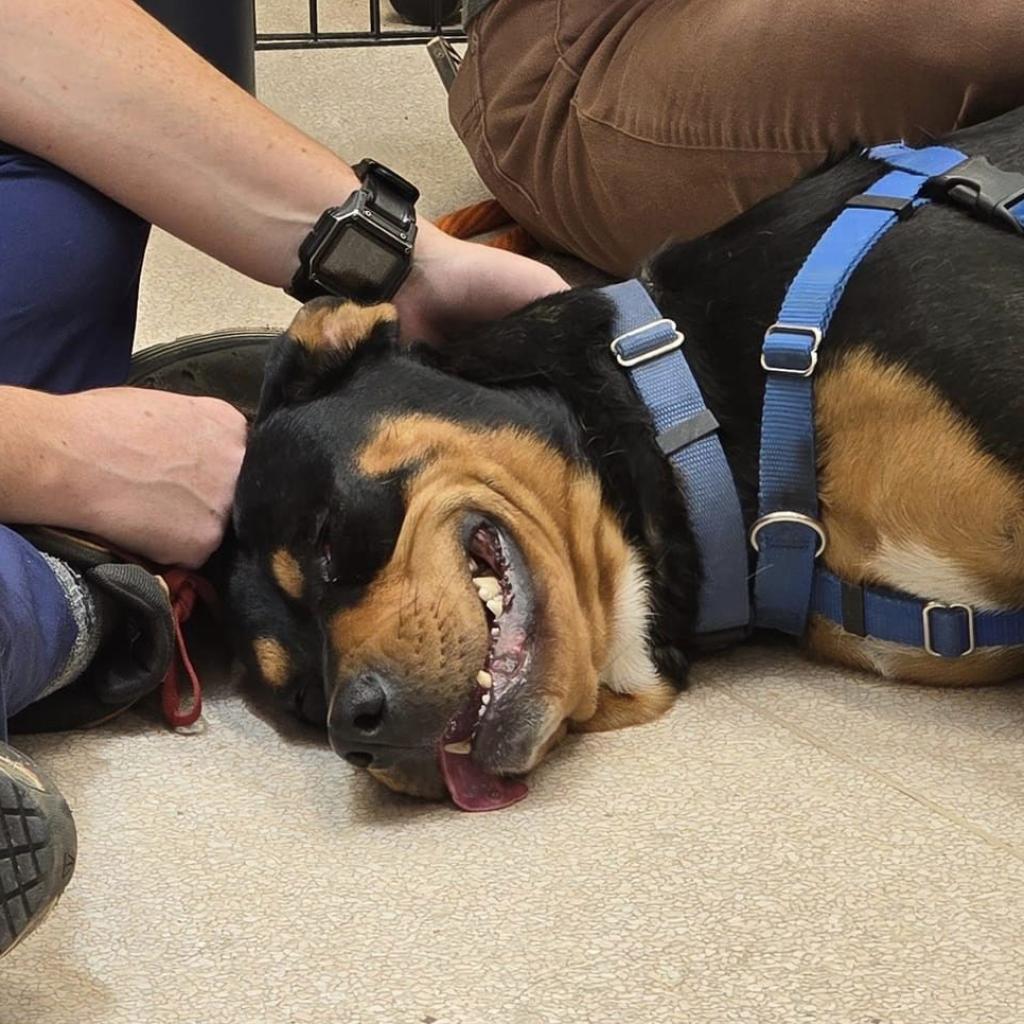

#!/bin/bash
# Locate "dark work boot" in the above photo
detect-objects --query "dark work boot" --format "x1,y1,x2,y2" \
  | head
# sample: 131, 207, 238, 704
126, 328, 276, 419
0, 743, 76, 957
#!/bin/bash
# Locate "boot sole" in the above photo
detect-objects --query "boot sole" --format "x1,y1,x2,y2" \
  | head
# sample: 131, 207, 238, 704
0, 750, 77, 957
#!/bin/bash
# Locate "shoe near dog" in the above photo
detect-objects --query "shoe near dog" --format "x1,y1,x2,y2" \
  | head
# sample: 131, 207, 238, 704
0, 743, 77, 958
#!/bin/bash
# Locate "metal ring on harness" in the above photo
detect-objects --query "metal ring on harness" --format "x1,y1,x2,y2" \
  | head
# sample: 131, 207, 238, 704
749, 511, 828, 558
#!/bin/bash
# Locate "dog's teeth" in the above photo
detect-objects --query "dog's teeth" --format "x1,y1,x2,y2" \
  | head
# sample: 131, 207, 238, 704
477, 704, 486, 718
476, 670, 493, 689
490, 626, 500, 639
473, 576, 502, 602
481, 692, 491, 706
486, 597, 504, 617
443, 741, 472, 755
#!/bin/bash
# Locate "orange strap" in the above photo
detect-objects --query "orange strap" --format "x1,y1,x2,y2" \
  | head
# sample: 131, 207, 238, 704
435, 199, 537, 256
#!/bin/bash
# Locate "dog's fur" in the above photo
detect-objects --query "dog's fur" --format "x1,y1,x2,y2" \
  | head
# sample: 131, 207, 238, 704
228, 107, 1024, 799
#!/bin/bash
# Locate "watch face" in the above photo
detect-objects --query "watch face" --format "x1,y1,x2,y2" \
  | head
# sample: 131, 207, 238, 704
316, 222, 405, 298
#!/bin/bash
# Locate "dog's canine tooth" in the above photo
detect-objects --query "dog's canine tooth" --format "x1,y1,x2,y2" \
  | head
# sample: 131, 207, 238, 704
486, 597, 504, 617
491, 626, 500, 639
476, 670, 493, 688
443, 741, 472, 755
481, 692, 491, 706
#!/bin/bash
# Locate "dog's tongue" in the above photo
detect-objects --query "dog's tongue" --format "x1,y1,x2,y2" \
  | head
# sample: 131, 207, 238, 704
440, 749, 528, 812
439, 684, 528, 812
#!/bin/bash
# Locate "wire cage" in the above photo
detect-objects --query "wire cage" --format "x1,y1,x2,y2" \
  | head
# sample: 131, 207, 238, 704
256, 0, 466, 50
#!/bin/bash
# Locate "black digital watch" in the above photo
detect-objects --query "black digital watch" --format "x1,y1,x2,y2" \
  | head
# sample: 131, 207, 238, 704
289, 159, 419, 304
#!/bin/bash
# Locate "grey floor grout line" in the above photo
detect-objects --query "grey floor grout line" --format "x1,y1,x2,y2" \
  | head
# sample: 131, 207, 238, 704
721, 687, 1024, 865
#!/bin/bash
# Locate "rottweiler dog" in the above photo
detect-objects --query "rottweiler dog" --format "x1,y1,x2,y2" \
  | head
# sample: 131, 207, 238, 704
228, 107, 1024, 807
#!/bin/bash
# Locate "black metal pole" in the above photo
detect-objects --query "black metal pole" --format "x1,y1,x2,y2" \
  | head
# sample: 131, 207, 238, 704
138, 0, 256, 94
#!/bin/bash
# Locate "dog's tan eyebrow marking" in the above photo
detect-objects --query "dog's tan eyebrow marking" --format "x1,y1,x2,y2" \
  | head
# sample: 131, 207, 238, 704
253, 637, 291, 688
270, 548, 305, 600
288, 300, 397, 353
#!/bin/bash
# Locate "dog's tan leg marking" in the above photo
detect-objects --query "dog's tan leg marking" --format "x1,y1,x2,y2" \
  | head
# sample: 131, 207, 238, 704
812, 349, 1024, 684
253, 637, 291, 688
288, 299, 397, 352
270, 548, 305, 601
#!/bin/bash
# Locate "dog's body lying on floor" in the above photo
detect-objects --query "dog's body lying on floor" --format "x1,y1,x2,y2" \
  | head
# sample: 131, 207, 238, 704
228, 107, 1024, 803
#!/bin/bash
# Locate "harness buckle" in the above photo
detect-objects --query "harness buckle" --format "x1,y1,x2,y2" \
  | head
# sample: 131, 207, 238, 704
929, 155, 1024, 234
749, 511, 827, 558
760, 323, 823, 377
922, 601, 976, 658
610, 319, 684, 367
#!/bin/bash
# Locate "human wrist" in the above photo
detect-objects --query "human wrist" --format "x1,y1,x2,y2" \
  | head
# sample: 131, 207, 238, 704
289, 163, 420, 303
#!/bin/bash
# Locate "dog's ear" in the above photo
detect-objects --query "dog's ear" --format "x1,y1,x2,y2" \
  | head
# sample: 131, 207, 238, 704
256, 297, 400, 421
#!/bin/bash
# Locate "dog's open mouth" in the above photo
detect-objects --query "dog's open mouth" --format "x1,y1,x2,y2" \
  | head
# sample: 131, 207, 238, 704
438, 520, 534, 812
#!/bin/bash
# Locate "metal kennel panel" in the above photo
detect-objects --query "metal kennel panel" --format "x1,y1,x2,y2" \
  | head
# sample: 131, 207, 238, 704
255, 0, 465, 49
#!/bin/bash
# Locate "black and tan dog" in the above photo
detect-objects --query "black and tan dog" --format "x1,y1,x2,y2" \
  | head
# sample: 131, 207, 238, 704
228, 107, 1024, 807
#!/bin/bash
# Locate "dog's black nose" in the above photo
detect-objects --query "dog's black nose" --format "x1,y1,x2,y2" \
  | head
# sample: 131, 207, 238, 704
330, 672, 394, 767
338, 674, 388, 735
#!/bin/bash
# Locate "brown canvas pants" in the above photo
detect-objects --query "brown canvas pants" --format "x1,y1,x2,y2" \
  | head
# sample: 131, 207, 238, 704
449, 0, 1024, 275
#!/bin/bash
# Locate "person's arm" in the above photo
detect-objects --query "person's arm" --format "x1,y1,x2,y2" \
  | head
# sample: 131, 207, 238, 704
0, 0, 565, 338
0, 387, 246, 568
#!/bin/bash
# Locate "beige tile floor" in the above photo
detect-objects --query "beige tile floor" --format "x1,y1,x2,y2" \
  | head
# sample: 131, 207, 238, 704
3, 20, 1024, 1024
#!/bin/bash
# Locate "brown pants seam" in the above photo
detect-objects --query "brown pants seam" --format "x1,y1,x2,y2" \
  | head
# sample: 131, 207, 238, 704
573, 103, 832, 157
469, 48, 544, 218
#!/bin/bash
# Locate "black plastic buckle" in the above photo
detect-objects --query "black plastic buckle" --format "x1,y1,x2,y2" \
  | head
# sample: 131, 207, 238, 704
846, 193, 916, 221
928, 155, 1024, 234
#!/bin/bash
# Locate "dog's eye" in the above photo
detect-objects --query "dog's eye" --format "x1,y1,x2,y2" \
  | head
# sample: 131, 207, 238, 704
316, 518, 339, 584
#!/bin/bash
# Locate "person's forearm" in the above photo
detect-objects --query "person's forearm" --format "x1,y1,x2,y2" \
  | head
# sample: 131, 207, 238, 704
0, 0, 363, 287
0, 388, 79, 526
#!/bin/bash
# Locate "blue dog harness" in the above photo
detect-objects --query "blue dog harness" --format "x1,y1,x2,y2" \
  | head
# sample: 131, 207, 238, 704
605, 141, 1024, 657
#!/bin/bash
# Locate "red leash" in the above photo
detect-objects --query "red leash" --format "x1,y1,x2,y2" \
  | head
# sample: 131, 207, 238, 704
160, 569, 220, 728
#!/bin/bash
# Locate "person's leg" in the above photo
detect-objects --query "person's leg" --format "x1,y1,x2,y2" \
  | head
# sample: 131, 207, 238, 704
451, 0, 1024, 276
0, 141, 148, 955
0, 526, 82, 956
0, 142, 150, 391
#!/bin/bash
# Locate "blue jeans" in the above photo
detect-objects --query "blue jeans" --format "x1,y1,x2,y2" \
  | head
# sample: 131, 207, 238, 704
0, 143, 150, 735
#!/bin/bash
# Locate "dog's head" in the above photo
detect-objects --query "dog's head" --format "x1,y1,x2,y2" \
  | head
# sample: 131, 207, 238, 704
230, 293, 697, 807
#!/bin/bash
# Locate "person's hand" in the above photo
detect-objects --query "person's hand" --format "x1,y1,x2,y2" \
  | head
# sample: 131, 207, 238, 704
52, 388, 247, 568
393, 221, 568, 341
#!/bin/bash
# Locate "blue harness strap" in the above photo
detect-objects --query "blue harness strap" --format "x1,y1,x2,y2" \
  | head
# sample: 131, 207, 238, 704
752, 144, 972, 636
609, 140, 1024, 662
874, 143, 1024, 232
601, 280, 750, 640
812, 570, 1024, 658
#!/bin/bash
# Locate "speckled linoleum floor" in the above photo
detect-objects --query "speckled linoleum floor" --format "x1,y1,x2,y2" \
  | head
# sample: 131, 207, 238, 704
2, 8, 1023, 1024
